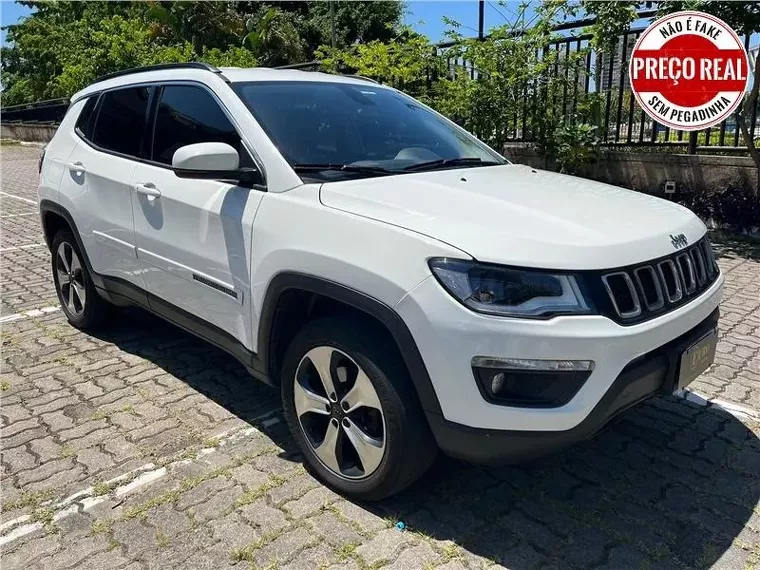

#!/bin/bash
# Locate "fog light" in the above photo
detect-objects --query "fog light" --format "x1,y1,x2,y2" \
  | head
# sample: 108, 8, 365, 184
472, 357, 594, 408
491, 371, 506, 395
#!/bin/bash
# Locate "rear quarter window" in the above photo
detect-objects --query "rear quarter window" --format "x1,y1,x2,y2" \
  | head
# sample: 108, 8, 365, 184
74, 96, 99, 140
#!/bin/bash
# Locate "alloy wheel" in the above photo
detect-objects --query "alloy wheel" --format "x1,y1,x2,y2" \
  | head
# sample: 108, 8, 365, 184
293, 346, 386, 479
56, 242, 86, 316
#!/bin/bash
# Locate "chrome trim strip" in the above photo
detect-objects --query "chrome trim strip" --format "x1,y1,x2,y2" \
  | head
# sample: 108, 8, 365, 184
471, 357, 595, 371
633, 265, 665, 311
676, 253, 697, 294
601, 271, 642, 318
690, 247, 707, 285
657, 259, 683, 303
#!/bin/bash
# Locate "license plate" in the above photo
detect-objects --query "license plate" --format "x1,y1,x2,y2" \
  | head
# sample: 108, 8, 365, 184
677, 329, 717, 391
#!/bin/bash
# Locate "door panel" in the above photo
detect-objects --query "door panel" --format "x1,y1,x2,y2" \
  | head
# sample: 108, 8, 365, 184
131, 84, 263, 348
64, 140, 141, 284
62, 87, 153, 287
131, 166, 261, 347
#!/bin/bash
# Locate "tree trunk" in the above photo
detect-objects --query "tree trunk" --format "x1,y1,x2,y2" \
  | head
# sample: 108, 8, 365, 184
738, 48, 760, 195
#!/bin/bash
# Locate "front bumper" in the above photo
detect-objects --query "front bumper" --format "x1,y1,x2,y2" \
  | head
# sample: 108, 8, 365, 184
427, 307, 719, 463
396, 272, 723, 432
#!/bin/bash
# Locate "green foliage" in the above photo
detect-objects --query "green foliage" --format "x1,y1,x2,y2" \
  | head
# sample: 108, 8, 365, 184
580, 0, 637, 51
1, 0, 404, 105
317, 27, 441, 97
553, 122, 598, 174
243, 7, 304, 66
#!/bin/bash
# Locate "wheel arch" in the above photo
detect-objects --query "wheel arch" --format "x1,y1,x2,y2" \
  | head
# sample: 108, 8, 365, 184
39, 200, 105, 289
258, 272, 443, 417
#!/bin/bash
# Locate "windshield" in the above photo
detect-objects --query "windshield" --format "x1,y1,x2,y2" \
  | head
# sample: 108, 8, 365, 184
232, 80, 507, 180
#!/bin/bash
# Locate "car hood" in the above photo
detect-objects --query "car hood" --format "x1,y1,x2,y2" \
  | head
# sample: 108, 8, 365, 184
319, 164, 706, 270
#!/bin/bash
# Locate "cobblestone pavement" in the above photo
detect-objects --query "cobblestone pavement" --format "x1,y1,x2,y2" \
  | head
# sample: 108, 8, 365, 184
2, 145, 759, 570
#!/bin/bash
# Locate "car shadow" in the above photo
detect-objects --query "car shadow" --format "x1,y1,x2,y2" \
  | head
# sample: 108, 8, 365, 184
361, 401, 760, 570
89, 308, 760, 570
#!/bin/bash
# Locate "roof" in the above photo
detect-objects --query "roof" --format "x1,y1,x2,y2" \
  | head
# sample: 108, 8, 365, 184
71, 64, 386, 103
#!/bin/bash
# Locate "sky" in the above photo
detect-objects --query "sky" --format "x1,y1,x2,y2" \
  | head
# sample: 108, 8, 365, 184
405, 0, 527, 42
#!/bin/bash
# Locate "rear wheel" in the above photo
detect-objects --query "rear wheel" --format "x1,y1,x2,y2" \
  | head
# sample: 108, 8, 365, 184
51, 230, 111, 329
281, 317, 437, 500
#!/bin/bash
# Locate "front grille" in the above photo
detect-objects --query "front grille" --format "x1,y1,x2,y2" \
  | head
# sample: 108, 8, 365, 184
594, 236, 719, 324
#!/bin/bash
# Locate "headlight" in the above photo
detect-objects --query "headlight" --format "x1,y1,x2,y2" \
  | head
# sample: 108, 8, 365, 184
428, 258, 592, 318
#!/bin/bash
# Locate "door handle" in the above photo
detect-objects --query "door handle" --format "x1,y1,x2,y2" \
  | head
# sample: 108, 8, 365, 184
66, 161, 86, 174
135, 183, 161, 200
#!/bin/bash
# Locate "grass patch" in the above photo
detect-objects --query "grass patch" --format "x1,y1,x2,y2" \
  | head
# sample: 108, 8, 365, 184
93, 480, 117, 496
201, 437, 221, 448
234, 473, 288, 508
31, 507, 58, 532
91, 519, 112, 535
178, 449, 198, 461
0, 380, 9, 392
156, 530, 171, 548
0, 139, 22, 146
90, 404, 135, 421
1, 489, 56, 513
60, 445, 76, 459
441, 542, 462, 560
336, 542, 358, 561
123, 467, 231, 520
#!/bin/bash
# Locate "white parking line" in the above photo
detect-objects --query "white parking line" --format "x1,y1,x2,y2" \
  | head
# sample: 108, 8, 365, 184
1, 212, 37, 218
0, 305, 60, 324
0, 191, 37, 205
676, 389, 760, 422
0, 413, 280, 546
0, 243, 46, 253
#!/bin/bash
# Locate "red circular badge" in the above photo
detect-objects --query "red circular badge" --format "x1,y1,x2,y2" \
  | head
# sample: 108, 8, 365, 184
629, 11, 750, 131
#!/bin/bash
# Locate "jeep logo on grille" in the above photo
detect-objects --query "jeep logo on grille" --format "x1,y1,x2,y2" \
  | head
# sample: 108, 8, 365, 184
670, 233, 688, 249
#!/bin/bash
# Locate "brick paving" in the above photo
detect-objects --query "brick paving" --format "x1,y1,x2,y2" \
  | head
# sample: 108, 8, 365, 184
1, 145, 759, 570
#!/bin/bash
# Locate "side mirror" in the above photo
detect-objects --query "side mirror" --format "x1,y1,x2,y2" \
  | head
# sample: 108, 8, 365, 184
172, 142, 262, 186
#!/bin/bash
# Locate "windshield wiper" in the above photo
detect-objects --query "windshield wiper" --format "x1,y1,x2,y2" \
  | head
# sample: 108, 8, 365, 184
402, 157, 501, 172
292, 163, 396, 176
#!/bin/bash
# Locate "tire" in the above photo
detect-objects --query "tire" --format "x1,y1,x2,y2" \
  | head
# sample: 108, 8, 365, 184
281, 316, 437, 500
51, 229, 111, 330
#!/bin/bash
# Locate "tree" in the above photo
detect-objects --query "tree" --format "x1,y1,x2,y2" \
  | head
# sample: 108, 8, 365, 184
1, 1, 404, 105
146, 1, 244, 54
242, 6, 305, 66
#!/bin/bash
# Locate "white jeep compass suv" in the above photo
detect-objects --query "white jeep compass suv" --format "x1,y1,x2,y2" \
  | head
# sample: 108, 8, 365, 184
39, 62, 723, 499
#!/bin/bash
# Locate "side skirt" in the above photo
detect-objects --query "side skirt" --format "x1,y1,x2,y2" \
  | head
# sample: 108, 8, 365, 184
96, 275, 271, 385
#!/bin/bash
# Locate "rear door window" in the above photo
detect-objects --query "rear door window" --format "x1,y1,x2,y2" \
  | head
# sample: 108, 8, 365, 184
91, 87, 151, 158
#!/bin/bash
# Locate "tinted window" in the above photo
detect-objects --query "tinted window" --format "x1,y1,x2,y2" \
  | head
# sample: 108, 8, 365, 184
75, 96, 99, 140
152, 85, 248, 165
92, 87, 150, 157
232, 81, 505, 174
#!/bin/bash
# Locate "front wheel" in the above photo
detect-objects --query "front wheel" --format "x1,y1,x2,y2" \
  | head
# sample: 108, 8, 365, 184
281, 317, 437, 500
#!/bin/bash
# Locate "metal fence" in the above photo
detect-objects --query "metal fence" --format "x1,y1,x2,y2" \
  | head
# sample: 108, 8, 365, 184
1, 98, 69, 125
487, 23, 758, 153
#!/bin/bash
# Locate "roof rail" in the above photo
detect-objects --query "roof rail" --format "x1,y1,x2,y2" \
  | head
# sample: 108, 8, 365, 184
272, 62, 380, 84
94, 62, 229, 84
341, 74, 379, 84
